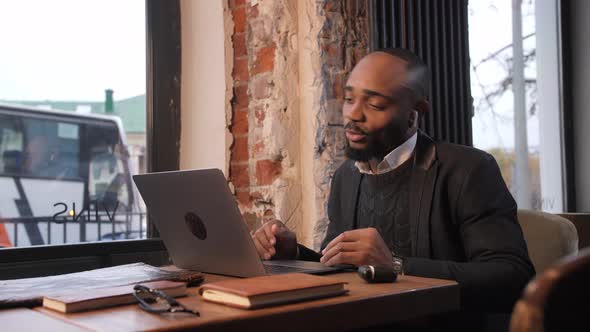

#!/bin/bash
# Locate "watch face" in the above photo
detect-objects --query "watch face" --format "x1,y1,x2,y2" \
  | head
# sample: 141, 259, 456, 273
392, 257, 404, 274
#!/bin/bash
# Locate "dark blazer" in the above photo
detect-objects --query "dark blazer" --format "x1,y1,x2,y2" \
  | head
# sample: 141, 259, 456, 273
299, 130, 535, 314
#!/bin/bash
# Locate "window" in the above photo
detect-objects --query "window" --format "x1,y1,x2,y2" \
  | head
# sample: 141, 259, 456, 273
469, 0, 565, 212
0, 0, 180, 279
0, 1, 148, 248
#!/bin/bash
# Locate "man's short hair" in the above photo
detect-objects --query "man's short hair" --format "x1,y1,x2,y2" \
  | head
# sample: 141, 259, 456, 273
373, 48, 430, 102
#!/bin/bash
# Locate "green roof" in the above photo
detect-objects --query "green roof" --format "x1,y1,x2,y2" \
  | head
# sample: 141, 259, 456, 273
0, 94, 146, 134
109, 95, 145, 133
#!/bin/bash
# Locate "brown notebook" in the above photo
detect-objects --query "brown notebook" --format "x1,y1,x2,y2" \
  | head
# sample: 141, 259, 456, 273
199, 273, 348, 309
43, 280, 187, 313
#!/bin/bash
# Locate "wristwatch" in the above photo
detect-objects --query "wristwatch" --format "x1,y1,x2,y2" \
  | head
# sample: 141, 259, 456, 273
391, 251, 405, 275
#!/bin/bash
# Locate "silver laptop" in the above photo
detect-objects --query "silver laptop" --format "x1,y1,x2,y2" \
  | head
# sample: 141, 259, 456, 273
133, 168, 343, 277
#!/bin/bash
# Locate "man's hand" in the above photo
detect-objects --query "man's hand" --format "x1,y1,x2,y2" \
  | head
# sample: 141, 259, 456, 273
251, 211, 297, 260
320, 228, 392, 267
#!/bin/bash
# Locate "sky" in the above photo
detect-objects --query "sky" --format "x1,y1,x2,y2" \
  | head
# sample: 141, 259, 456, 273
0, 0, 145, 102
468, 0, 539, 150
0, 0, 542, 150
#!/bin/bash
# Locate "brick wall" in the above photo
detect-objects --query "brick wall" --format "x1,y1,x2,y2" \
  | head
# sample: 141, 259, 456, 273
228, 0, 368, 248
229, 0, 252, 226
312, 0, 370, 247
228, 0, 301, 233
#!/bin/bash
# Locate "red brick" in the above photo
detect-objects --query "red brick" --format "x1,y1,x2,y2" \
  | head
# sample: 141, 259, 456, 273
233, 57, 249, 82
230, 163, 250, 188
256, 159, 282, 186
233, 7, 247, 34
332, 72, 345, 100
254, 106, 265, 123
322, 42, 339, 57
324, 1, 341, 12
322, 42, 344, 67
236, 190, 252, 208
354, 47, 367, 64
230, 0, 246, 8
232, 110, 248, 136
233, 33, 247, 58
250, 191, 263, 200
253, 140, 265, 155
252, 45, 275, 75
231, 136, 249, 162
233, 84, 248, 110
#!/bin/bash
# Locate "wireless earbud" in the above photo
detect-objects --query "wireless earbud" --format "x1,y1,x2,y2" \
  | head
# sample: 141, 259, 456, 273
408, 110, 419, 129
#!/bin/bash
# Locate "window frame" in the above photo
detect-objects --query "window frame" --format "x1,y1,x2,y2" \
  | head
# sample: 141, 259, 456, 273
0, 0, 180, 279
559, 0, 577, 212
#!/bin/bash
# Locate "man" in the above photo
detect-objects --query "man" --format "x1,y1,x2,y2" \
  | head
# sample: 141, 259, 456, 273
252, 48, 534, 328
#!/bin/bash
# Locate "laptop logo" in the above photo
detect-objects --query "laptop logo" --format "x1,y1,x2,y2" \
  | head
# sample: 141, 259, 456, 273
185, 212, 207, 240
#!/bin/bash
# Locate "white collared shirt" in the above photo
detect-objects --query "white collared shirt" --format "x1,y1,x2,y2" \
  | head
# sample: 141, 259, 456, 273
354, 132, 418, 175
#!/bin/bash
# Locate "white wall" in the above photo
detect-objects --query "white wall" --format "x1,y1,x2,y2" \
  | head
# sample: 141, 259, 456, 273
297, 0, 325, 248
570, 0, 590, 211
179, 0, 232, 175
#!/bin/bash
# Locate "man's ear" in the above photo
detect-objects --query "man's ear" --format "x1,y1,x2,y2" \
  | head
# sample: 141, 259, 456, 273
415, 99, 430, 114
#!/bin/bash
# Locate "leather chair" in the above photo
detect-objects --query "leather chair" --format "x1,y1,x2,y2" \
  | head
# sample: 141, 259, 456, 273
517, 210, 578, 273
510, 247, 590, 332
558, 213, 590, 249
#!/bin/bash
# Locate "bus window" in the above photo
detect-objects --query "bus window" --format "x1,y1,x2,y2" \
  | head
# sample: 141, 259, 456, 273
21, 118, 81, 179
0, 114, 24, 175
87, 124, 131, 209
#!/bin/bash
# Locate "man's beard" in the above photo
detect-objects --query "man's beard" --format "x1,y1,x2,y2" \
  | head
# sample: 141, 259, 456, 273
344, 118, 408, 162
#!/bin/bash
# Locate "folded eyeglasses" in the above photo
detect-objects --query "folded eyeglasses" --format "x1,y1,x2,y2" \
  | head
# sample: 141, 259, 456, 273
133, 284, 200, 316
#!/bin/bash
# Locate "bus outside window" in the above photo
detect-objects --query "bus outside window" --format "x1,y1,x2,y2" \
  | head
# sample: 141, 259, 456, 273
0, 104, 146, 248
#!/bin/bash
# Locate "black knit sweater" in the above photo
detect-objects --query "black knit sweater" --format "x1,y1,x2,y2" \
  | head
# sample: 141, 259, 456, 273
355, 158, 412, 257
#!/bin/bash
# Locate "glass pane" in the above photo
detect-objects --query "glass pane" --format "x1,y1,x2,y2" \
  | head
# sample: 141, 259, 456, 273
469, 0, 563, 211
0, 0, 147, 248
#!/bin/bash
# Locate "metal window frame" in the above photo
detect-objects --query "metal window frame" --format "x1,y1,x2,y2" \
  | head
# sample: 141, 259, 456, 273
0, 0, 181, 279
559, 0, 577, 212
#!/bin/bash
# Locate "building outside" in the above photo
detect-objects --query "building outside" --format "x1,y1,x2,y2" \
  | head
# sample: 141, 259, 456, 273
0, 91, 147, 177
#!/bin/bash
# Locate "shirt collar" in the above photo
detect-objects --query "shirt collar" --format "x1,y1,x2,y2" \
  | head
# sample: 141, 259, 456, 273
354, 132, 418, 175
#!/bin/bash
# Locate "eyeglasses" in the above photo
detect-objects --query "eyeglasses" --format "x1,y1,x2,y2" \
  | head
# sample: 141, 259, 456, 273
133, 284, 200, 316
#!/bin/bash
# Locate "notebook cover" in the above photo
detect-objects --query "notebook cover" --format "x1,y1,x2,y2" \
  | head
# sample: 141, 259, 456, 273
199, 273, 346, 297
43, 280, 187, 313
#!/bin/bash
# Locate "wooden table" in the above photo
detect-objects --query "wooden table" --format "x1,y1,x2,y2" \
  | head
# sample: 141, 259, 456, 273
5, 272, 459, 332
